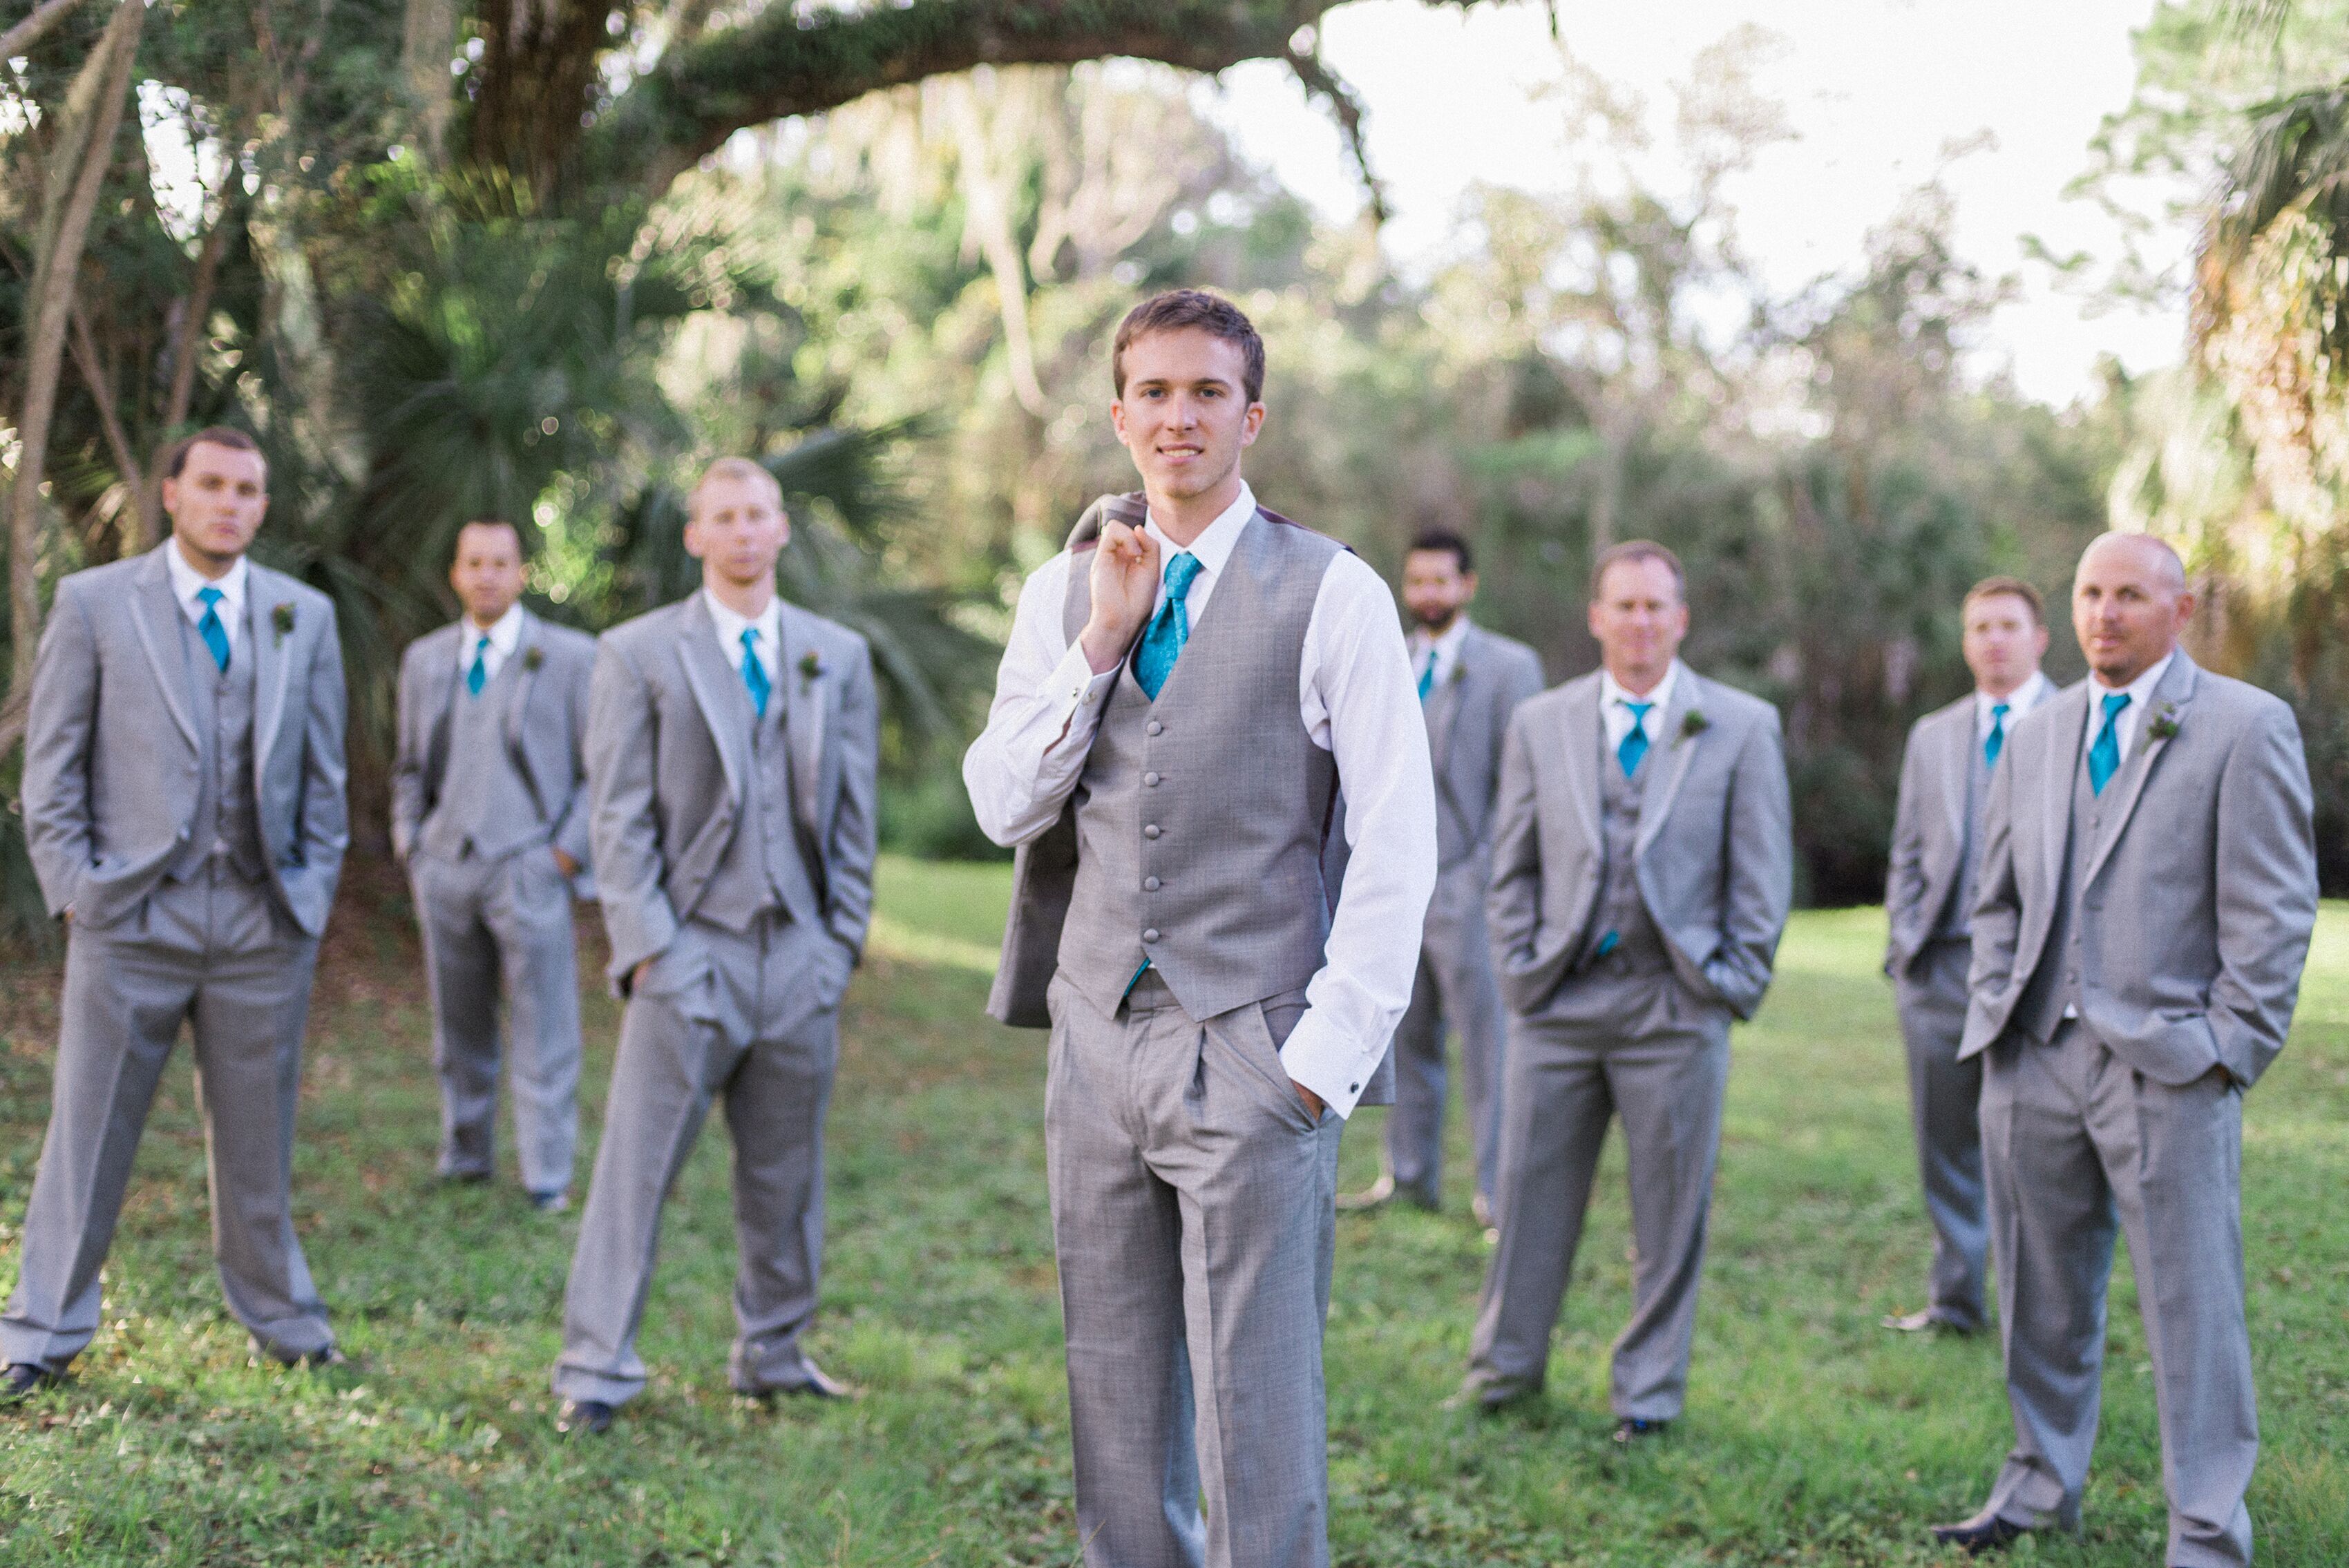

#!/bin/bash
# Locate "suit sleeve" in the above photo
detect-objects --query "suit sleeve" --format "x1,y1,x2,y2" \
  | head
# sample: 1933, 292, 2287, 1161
1483, 708, 1545, 1006
1703, 707, 1794, 1019
825, 638, 880, 957
21, 581, 99, 919
549, 644, 596, 872
1884, 721, 1930, 974
282, 601, 351, 936
1962, 738, 2023, 1051
2207, 702, 2319, 1087
587, 637, 678, 980
388, 644, 426, 865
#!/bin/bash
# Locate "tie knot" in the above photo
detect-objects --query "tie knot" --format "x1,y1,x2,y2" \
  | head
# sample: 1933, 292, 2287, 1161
1991, 702, 2010, 719
1162, 551, 1203, 602
741, 627, 760, 651
2102, 692, 2131, 720
197, 586, 222, 608
475, 634, 491, 651
1622, 700, 1653, 720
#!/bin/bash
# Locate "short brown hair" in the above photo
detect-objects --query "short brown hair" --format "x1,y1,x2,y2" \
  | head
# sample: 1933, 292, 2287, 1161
163, 426, 263, 479
1962, 575, 2044, 625
1407, 527, 1474, 575
689, 457, 783, 516
1112, 289, 1266, 404
1588, 539, 1685, 603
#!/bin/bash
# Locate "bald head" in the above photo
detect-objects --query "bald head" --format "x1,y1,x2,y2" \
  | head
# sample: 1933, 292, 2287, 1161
2072, 532, 2194, 687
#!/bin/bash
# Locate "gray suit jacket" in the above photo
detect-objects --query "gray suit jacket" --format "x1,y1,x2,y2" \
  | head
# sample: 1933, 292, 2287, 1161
585, 592, 878, 985
23, 541, 348, 937
1885, 691, 1975, 975
1487, 664, 1792, 1021
1961, 652, 2317, 1087
1427, 623, 1546, 874
389, 611, 597, 874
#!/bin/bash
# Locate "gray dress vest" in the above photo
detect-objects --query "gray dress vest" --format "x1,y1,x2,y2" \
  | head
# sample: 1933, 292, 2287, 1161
1583, 734, 1671, 973
1425, 674, 1474, 870
419, 654, 546, 863
2013, 738, 2109, 1043
694, 665, 822, 933
1052, 506, 1347, 1024
170, 614, 265, 882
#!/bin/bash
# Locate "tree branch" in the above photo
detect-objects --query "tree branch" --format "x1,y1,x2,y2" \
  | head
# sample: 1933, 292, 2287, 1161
1284, 44, 1389, 225
0, 0, 92, 62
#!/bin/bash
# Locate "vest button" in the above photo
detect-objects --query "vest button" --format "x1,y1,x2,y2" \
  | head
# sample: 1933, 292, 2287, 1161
1147, 720, 1163, 736
1144, 772, 1161, 787
1143, 825, 1161, 839
1144, 876, 1161, 891
1143, 928, 1160, 943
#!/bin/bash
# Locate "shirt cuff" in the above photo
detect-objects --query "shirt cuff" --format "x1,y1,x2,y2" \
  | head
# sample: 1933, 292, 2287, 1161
1046, 641, 1118, 749
1279, 1008, 1378, 1120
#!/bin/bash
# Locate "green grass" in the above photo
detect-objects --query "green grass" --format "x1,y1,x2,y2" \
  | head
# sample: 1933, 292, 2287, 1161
1, 858, 2343, 1565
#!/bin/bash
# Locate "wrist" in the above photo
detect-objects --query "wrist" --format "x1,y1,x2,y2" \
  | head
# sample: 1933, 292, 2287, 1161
1078, 620, 1132, 676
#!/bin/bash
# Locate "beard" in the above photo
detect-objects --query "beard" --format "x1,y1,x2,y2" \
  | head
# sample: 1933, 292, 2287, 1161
1410, 602, 1461, 631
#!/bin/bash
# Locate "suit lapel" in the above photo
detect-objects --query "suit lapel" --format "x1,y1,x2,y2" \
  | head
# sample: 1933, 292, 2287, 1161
1940, 700, 1972, 848
779, 606, 828, 843
675, 596, 750, 807
129, 546, 200, 754
502, 611, 547, 805
248, 566, 292, 774
2083, 655, 2199, 889
424, 627, 459, 789
1635, 666, 1700, 858
2039, 682, 2088, 898
1559, 677, 1604, 858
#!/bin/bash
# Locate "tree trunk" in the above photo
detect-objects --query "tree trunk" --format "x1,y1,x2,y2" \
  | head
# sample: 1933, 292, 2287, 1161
8, 0, 144, 698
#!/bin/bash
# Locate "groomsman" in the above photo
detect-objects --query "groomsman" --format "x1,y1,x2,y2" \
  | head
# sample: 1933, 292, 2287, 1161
965, 289, 1435, 1567
551, 458, 877, 1436
1931, 534, 2316, 1567
1462, 541, 1790, 1442
1341, 528, 1542, 1220
1880, 577, 2052, 1335
391, 520, 595, 1211
3, 428, 349, 1398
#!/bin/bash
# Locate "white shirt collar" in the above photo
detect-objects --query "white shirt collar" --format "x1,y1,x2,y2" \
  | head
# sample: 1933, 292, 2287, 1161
703, 587, 784, 678
1975, 669, 2051, 734
2084, 649, 2176, 764
1143, 481, 1256, 590
1409, 614, 1473, 677
458, 602, 526, 663
164, 537, 249, 645
1601, 660, 1679, 720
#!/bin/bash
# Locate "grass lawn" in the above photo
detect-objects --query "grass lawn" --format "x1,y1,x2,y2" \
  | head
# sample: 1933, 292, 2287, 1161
1, 856, 2344, 1565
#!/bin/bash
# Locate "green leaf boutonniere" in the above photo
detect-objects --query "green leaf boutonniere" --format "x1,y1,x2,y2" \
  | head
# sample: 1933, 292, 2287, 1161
270, 602, 294, 643
2146, 704, 2180, 743
1677, 709, 1710, 744
522, 645, 546, 673
797, 650, 826, 683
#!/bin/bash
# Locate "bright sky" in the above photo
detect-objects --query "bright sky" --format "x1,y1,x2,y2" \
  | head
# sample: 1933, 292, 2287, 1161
1199, 0, 2180, 407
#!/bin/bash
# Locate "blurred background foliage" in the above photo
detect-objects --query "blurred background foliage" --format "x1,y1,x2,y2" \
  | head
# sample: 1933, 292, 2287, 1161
1, 0, 2344, 937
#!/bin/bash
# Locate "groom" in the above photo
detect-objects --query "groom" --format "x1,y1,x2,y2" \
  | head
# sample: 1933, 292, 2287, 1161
965, 289, 1435, 1567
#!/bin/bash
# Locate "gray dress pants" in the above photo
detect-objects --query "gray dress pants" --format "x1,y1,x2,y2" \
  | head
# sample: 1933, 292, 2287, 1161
552, 914, 850, 1406
0, 867, 332, 1369
1466, 973, 1731, 1422
1892, 936, 1988, 1329
411, 847, 582, 1196
1045, 970, 1345, 1568
1385, 859, 1508, 1207
1977, 1022, 2257, 1568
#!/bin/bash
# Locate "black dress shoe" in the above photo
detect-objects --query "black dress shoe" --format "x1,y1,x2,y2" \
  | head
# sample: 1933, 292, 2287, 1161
752, 1361, 857, 1403
555, 1399, 614, 1436
1612, 1417, 1669, 1444
1335, 1174, 1439, 1214
528, 1189, 570, 1214
1883, 1308, 1980, 1336
1, 1363, 59, 1406
1928, 1515, 2028, 1556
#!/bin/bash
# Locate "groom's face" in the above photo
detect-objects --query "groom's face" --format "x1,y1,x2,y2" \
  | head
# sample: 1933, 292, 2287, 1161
1111, 328, 1264, 503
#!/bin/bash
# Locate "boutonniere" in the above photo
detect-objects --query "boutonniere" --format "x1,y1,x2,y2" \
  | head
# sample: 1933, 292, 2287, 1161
2146, 704, 2180, 743
797, 650, 825, 683
270, 602, 294, 643
1677, 709, 1709, 743
522, 645, 545, 673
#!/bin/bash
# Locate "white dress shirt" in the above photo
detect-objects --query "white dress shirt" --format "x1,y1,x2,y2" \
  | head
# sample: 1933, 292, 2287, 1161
703, 589, 784, 686
962, 481, 1438, 1119
2082, 650, 2176, 768
164, 538, 249, 656
1599, 662, 1681, 754
1975, 669, 2053, 744
455, 602, 526, 687
1407, 615, 1473, 695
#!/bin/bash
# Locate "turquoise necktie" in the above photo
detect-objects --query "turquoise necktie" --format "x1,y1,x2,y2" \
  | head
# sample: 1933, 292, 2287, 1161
1984, 701, 2010, 767
195, 586, 230, 673
741, 628, 770, 720
1617, 700, 1654, 778
2088, 691, 2129, 795
1132, 552, 1202, 701
1417, 648, 1437, 701
466, 635, 490, 696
